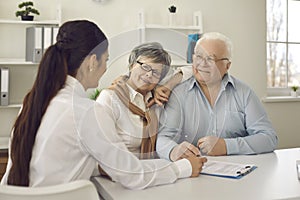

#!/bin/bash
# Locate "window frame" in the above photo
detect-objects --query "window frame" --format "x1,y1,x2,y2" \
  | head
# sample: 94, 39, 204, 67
266, 0, 300, 97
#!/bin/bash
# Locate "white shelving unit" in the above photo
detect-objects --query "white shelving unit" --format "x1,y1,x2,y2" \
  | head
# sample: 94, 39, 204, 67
0, 8, 61, 146
107, 10, 202, 69
138, 10, 202, 66
0, 19, 60, 25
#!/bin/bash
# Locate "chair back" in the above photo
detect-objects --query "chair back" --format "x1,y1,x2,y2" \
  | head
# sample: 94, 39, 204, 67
0, 179, 99, 200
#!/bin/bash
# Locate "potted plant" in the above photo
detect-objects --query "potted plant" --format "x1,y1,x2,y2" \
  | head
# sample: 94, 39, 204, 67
291, 85, 298, 97
168, 5, 177, 13
15, 1, 40, 21
168, 5, 177, 26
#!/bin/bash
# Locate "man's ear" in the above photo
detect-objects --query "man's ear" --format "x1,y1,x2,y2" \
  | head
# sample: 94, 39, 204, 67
226, 62, 231, 70
192, 64, 198, 74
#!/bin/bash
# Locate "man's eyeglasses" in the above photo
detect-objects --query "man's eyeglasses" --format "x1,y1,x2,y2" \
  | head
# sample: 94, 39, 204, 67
136, 61, 162, 79
194, 54, 230, 65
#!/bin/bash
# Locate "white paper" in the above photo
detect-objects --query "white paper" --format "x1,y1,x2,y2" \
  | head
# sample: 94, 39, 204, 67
201, 160, 255, 178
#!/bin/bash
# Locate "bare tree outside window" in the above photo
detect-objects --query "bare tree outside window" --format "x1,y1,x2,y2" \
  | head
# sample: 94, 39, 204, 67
266, 0, 300, 89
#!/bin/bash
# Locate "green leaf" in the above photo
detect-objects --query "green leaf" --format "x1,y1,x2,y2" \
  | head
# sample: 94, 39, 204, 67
90, 88, 102, 100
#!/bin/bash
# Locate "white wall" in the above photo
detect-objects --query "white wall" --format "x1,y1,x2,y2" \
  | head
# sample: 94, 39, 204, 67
1, 0, 299, 148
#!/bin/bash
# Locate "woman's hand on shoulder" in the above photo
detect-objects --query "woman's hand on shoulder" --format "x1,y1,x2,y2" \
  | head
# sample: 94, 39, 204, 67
152, 85, 171, 106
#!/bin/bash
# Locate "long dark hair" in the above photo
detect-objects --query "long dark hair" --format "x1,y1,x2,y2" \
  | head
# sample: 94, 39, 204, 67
7, 20, 108, 186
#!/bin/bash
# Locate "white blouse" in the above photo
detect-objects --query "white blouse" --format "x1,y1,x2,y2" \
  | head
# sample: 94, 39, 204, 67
96, 66, 193, 155
1, 76, 191, 189
96, 85, 156, 155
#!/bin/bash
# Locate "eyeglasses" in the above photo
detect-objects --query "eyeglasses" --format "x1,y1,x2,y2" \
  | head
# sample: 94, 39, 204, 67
194, 54, 230, 65
136, 61, 162, 79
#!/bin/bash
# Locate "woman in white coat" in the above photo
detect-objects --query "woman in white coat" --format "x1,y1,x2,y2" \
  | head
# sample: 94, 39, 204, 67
1, 20, 206, 189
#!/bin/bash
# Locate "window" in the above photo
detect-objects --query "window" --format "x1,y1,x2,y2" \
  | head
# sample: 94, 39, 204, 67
266, 0, 300, 95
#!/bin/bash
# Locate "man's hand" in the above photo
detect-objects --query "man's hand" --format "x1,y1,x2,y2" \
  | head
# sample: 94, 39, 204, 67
170, 141, 201, 161
197, 136, 227, 156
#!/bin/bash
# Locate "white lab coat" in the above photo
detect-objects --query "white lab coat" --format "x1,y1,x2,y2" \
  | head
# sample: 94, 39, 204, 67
1, 76, 191, 189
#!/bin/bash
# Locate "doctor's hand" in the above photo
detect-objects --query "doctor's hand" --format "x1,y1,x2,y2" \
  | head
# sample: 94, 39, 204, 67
186, 156, 208, 177
170, 141, 201, 161
197, 136, 227, 156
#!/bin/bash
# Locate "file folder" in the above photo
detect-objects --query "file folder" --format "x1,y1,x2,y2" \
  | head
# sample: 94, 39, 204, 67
26, 26, 43, 63
0, 68, 9, 106
43, 26, 53, 54
52, 27, 59, 44
187, 33, 200, 63
200, 160, 257, 179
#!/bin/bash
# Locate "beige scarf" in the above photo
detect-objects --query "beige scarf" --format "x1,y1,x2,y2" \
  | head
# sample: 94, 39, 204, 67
109, 75, 158, 159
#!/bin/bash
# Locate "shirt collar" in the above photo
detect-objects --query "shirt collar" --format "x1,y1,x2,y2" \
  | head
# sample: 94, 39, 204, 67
65, 75, 87, 98
126, 83, 153, 103
222, 73, 236, 89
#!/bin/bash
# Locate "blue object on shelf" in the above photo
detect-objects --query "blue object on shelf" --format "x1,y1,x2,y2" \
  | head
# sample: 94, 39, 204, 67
187, 33, 201, 63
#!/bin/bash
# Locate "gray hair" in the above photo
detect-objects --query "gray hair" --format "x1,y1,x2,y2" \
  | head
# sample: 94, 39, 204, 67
128, 42, 171, 80
196, 32, 233, 60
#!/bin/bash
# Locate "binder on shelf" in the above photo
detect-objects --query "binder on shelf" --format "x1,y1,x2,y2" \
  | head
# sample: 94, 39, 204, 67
43, 26, 53, 54
26, 26, 43, 63
52, 27, 59, 44
187, 33, 201, 63
193, 11, 203, 32
26, 26, 59, 61
0, 68, 9, 106
200, 160, 257, 179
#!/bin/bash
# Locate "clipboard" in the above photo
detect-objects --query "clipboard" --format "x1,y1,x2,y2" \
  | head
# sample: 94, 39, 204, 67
200, 160, 257, 179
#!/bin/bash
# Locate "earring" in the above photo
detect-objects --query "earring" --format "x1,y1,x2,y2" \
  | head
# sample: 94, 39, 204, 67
89, 67, 94, 72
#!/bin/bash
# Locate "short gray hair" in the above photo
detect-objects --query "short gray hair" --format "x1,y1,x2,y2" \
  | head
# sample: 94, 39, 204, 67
128, 42, 171, 80
196, 32, 233, 60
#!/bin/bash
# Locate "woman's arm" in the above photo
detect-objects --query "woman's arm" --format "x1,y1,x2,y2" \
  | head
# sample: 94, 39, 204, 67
153, 65, 192, 106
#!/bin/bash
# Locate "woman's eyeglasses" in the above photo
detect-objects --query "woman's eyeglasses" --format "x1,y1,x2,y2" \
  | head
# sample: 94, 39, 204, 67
136, 61, 162, 79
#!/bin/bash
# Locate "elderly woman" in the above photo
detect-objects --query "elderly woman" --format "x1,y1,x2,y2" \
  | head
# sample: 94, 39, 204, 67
96, 42, 192, 159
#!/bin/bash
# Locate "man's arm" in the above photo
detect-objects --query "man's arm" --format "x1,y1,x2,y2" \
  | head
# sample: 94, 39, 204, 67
156, 89, 200, 160
225, 89, 278, 155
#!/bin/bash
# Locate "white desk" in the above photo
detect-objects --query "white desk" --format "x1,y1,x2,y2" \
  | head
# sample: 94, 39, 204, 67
91, 148, 300, 200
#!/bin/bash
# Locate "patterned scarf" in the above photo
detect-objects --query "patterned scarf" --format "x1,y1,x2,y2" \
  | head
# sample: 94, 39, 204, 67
109, 75, 158, 159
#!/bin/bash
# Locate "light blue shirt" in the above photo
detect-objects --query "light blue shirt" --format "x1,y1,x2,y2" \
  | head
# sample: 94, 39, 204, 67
157, 74, 278, 160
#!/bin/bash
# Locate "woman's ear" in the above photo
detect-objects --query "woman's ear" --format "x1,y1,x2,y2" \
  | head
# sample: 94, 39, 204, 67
128, 63, 134, 71
88, 54, 98, 72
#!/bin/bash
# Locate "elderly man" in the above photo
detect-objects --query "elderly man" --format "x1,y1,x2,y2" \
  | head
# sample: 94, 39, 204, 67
156, 32, 278, 161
